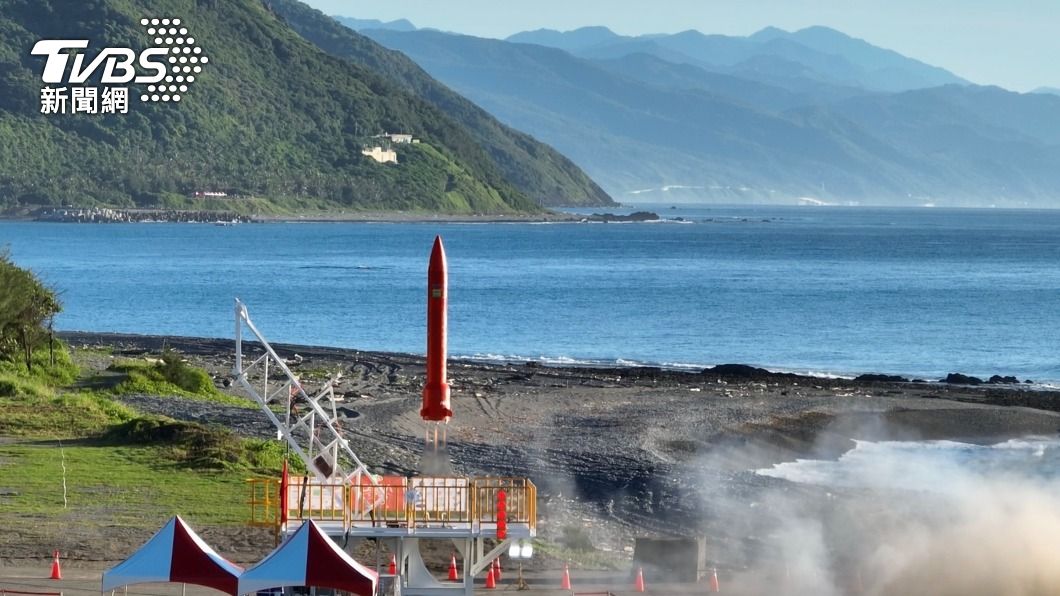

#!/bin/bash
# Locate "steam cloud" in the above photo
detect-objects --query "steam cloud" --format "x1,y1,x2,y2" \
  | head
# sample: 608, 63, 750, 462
715, 436, 1060, 595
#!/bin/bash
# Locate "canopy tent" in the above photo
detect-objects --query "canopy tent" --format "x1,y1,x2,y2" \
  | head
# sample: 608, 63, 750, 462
238, 520, 378, 596
102, 516, 243, 595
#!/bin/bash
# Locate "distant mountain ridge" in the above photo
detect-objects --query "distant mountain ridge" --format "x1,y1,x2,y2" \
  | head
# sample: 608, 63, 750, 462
332, 16, 416, 32
345, 21, 1060, 206
508, 25, 967, 93
507, 26, 622, 52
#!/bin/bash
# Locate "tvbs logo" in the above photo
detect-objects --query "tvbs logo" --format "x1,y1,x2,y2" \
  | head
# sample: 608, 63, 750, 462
32, 18, 208, 115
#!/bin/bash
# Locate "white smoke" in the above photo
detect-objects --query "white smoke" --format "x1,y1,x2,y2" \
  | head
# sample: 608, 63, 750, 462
709, 434, 1060, 595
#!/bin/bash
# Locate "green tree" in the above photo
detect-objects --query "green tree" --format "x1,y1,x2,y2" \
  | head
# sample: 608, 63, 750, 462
0, 250, 61, 370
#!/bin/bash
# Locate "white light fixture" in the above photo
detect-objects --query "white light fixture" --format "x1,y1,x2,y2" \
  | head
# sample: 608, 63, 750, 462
509, 540, 533, 559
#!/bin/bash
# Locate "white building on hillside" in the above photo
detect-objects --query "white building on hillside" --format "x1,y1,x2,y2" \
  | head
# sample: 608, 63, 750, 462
362, 146, 398, 164
373, 132, 417, 144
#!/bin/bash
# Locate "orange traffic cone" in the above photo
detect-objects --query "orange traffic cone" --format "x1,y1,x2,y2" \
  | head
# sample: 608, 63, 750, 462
561, 563, 572, 590
50, 550, 62, 580
709, 567, 720, 592
388, 554, 397, 575
633, 567, 645, 592
485, 567, 496, 589
448, 553, 459, 581
493, 558, 502, 582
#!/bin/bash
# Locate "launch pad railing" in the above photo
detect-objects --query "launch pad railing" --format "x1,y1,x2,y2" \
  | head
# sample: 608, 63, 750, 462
247, 476, 537, 533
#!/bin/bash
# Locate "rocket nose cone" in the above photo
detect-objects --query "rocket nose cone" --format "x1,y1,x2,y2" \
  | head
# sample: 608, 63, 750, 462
430, 236, 447, 270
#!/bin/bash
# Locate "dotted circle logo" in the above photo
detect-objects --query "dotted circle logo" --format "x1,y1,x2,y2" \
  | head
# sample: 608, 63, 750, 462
138, 18, 208, 103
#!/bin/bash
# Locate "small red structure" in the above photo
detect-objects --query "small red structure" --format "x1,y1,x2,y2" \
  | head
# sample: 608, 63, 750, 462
448, 553, 459, 581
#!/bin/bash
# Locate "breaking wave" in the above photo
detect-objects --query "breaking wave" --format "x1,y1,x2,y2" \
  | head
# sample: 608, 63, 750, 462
756, 437, 1060, 492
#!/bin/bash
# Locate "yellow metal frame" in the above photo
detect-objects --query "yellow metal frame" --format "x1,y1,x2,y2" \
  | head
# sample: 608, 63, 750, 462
246, 478, 277, 527
247, 476, 537, 533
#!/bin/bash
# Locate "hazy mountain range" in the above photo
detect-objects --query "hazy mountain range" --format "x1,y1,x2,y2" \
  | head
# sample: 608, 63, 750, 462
343, 20, 1060, 207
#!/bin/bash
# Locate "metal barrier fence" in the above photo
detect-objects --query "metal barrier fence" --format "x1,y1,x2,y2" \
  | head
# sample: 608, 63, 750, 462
247, 476, 536, 532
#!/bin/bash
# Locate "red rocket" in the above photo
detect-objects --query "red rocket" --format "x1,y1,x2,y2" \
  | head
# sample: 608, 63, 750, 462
421, 236, 453, 422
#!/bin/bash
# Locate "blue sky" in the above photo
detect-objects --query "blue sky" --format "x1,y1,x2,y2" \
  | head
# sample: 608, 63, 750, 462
304, 0, 1059, 92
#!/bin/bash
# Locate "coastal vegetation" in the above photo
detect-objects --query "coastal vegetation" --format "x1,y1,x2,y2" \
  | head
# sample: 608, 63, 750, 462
0, 258, 279, 528
0, 0, 572, 215
0, 250, 62, 372
107, 351, 253, 407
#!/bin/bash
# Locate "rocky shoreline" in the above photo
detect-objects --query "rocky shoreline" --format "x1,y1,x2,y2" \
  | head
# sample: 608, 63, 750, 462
32, 207, 252, 224
3, 208, 689, 225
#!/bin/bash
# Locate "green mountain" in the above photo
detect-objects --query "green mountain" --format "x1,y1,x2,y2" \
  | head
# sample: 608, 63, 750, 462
0, 0, 576, 214
266, 0, 613, 208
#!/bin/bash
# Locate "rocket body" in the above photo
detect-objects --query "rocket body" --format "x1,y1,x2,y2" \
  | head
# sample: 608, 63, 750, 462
421, 236, 453, 421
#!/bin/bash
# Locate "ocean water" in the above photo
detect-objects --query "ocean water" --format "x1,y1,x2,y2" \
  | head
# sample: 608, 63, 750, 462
2, 205, 1060, 382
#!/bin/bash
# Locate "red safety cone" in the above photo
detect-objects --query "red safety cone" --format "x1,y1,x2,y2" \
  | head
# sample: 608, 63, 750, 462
448, 553, 459, 581
50, 550, 62, 580
485, 567, 496, 589
388, 554, 397, 575
493, 558, 503, 582
709, 567, 720, 592
561, 563, 572, 590
633, 567, 645, 592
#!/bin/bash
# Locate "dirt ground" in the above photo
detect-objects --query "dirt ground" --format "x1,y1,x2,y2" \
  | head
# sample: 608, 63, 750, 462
4, 331, 1060, 593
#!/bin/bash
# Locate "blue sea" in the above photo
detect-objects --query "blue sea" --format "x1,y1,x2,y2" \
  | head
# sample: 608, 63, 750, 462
2, 205, 1059, 382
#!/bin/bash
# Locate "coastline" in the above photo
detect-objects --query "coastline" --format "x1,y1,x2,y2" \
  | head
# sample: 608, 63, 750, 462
58, 330, 1054, 391
1, 207, 683, 225
0, 209, 584, 225
56, 329, 1060, 467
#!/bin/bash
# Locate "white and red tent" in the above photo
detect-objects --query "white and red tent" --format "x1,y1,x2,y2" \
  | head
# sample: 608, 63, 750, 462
237, 520, 378, 596
102, 516, 243, 595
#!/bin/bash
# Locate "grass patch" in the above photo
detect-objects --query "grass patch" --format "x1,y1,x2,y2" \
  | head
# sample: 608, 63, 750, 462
107, 416, 287, 472
109, 351, 252, 407
0, 339, 290, 533
0, 373, 52, 399
0, 441, 254, 526
0, 340, 79, 388
0, 389, 136, 437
